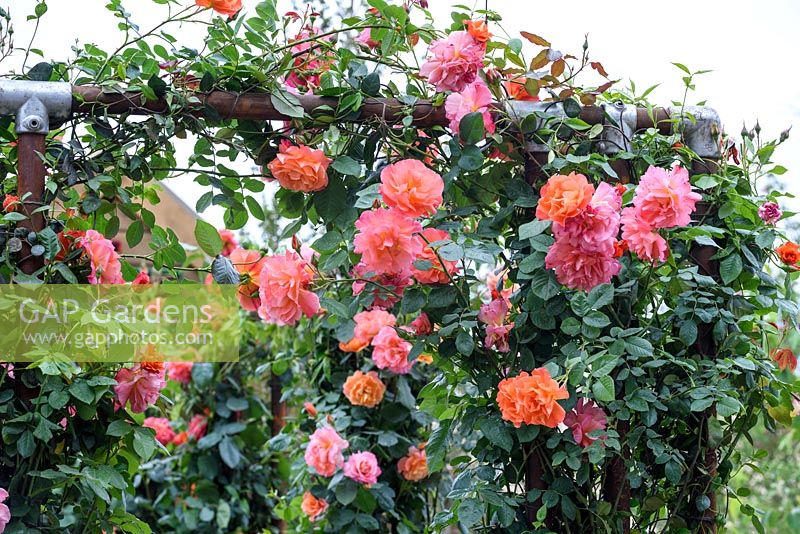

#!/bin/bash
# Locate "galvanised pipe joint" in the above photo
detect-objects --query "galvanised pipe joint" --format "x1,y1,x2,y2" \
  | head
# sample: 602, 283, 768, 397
0, 79, 72, 134
669, 105, 722, 159
598, 101, 637, 155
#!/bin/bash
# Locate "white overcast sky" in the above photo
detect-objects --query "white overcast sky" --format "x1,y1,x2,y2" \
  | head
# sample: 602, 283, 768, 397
4, 0, 800, 234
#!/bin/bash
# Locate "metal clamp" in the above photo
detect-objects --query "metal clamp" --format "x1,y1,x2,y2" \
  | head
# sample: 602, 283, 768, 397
505, 100, 566, 152
669, 105, 722, 159
598, 101, 636, 155
0, 79, 73, 134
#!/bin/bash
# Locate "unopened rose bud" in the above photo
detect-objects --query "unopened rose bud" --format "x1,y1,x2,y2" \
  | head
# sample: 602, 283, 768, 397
740, 124, 748, 138
754, 121, 761, 134
780, 127, 791, 143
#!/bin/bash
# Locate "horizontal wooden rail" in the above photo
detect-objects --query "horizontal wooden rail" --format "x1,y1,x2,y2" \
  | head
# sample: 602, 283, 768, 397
71, 86, 673, 133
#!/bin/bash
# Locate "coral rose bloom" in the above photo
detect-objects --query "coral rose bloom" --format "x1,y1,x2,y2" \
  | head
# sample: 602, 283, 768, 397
304, 427, 349, 477
343, 370, 386, 408
195, 0, 242, 17
777, 242, 800, 266
81, 229, 124, 284
165, 361, 193, 384
371, 326, 415, 375
397, 445, 428, 482
380, 159, 444, 217
339, 309, 397, 353
113, 364, 166, 413
545, 239, 621, 291
504, 77, 539, 101
771, 347, 797, 372
496, 368, 569, 428
632, 165, 701, 229
230, 247, 267, 312
188, 414, 208, 441
353, 208, 423, 276
465, 20, 492, 43
143, 417, 176, 445
413, 228, 460, 284
267, 142, 331, 193
258, 251, 320, 325
620, 208, 669, 264
536, 172, 595, 225
553, 182, 622, 248
301, 491, 328, 522
343, 451, 382, 485
218, 229, 238, 257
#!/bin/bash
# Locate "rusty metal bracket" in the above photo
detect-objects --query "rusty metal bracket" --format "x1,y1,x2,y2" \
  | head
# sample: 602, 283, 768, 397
0, 79, 72, 134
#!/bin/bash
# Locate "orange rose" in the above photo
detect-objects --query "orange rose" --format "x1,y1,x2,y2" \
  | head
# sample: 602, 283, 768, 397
535, 172, 594, 225
303, 402, 318, 417
2, 194, 19, 213
397, 445, 428, 481
301, 491, 328, 522
267, 141, 331, 193
343, 370, 386, 408
195, 0, 242, 17
771, 348, 797, 372
465, 20, 491, 43
777, 242, 800, 266
338, 310, 397, 353
504, 77, 539, 101
417, 353, 434, 365
496, 368, 569, 428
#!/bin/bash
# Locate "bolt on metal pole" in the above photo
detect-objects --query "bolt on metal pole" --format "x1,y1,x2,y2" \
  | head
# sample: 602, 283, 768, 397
0, 80, 72, 275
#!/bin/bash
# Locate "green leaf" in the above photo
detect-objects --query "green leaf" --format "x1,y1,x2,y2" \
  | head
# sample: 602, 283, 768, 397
126, 220, 145, 248
458, 498, 484, 527
456, 331, 475, 356
426, 419, 451, 473
459, 112, 485, 145
519, 220, 550, 240
335, 480, 358, 505
586, 284, 614, 309
69, 381, 94, 404
478, 415, 513, 452
133, 427, 156, 460
583, 311, 610, 329
194, 220, 223, 256
28, 61, 53, 81
331, 155, 361, 176
458, 145, 484, 171
313, 178, 346, 222
679, 321, 698, 346
219, 437, 242, 468
270, 89, 305, 118
361, 72, 381, 96
17, 430, 35, 457
720, 253, 743, 284
107, 420, 133, 437
592, 375, 615, 403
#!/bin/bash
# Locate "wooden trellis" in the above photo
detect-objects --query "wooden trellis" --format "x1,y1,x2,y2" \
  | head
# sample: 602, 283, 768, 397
1, 81, 723, 532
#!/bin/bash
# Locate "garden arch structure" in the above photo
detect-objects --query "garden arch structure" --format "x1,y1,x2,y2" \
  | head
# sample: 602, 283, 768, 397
0, 79, 723, 533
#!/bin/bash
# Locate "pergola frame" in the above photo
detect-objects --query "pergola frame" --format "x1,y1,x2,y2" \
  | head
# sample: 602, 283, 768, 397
0, 80, 723, 533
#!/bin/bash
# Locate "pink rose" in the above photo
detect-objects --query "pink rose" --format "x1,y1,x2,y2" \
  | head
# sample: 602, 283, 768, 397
81, 229, 124, 284
564, 399, 607, 447
632, 165, 701, 229
0, 487, 9, 533
188, 414, 209, 441
219, 229, 238, 257
412, 228, 460, 284
758, 201, 782, 225
371, 326, 415, 374
444, 79, 495, 136
419, 31, 484, 93
545, 239, 621, 291
165, 361, 194, 384
230, 247, 267, 312
409, 312, 433, 336
257, 251, 320, 325
304, 427, 349, 477
343, 451, 382, 486
552, 182, 621, 249
114, 363, 166, 413
620, 207, 669, 264
143, 417, 177, 445
353, 208, 423, 276
351, 262, 412, 309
